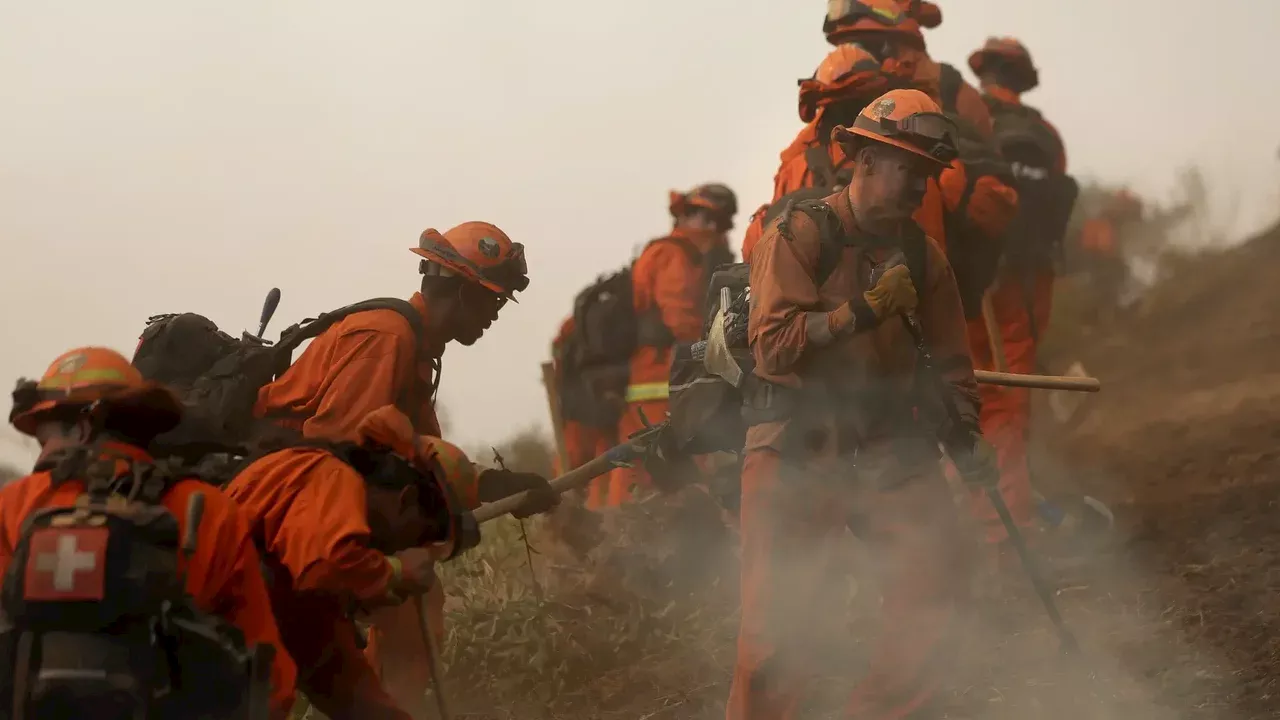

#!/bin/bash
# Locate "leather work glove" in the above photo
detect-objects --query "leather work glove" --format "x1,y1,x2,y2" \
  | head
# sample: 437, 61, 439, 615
863, 264, 918, 321
823, 264, 918, 339
478, 468, 561, 518
953, 436, 999, 488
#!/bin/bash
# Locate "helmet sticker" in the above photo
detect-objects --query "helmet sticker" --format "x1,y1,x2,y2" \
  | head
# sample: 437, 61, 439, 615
871, 97, 896, 119
54, 353, 86, 376
478, 237, 501, 259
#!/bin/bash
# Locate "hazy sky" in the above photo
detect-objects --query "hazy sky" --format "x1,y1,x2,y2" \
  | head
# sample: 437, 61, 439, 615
2, 1, 1277, 466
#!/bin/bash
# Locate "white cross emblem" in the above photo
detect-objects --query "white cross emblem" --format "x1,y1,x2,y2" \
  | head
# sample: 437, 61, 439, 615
35, 534, 99, 591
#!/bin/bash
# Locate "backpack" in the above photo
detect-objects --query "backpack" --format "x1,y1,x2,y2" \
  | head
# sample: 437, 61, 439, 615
667, 199, 928, 456
937, 63, 1016, 318
0, 448, 274, 720
132, 295, 427, 457
560, 237, 705, 428
983, 95, 1079, 271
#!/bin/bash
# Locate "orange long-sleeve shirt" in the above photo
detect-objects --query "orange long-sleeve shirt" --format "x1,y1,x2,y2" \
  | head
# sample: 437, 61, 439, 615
256, 292, 441, 439
747, 190, 977, 450
627, 227, 726, 389
0, 443, 297, 719
225, 446, 409, 720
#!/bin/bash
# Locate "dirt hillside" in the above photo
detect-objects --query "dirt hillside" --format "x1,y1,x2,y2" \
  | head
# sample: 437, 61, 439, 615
438, 222, 1280, 720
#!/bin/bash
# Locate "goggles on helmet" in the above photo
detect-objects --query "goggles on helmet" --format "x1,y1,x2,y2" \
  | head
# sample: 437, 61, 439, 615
418, 232, 529, 299
853, 111, 959, 164
825, 0, 908, 26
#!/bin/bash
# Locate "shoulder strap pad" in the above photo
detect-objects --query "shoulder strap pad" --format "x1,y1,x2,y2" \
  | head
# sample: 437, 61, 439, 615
775, 199, 847, 287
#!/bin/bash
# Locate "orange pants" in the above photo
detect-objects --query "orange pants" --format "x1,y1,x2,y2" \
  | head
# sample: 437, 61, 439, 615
562, 419, 616, 509
362, 580, 447, 716
595, 399, 666, 508
727, 445, 970, 720
964, 269, 1054, 543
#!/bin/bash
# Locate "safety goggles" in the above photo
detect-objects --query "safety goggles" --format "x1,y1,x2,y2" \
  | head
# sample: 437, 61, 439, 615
825, 0, 908, 26
854, 111, 959, 164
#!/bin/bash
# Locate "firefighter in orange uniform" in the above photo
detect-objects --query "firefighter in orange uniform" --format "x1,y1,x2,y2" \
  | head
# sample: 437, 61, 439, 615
1, 347, 297, 719
740, 43, 910, 263
225, 405, 488, 720
963, 37, 1077, 550
606, 185, 737, 506
254, 222, 557, 714
729, 89, 996, 720
823, 0, 1020, 322
550, 315, 617, 505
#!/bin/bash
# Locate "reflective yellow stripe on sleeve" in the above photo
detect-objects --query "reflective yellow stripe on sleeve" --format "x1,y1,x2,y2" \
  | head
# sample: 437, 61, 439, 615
624, 382, 670, 403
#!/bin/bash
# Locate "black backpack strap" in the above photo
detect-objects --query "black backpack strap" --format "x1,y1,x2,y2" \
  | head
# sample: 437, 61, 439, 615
938, 63, 963, 115
776, 199, 847, 287
274, 298, 425, 362
901, 223, 930, 303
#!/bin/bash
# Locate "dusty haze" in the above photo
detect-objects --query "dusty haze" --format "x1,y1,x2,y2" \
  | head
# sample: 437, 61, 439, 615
2, 0, 1276, 464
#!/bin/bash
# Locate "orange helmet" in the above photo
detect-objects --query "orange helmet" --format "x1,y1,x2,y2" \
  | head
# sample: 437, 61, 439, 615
832, 88, 959, 167
669, 183, 738, 230
411, 221, 529, 301
968, 37, 1039, 92
824, 0, 940, 46
798, 43, 911, 123
10, 346, 182, 437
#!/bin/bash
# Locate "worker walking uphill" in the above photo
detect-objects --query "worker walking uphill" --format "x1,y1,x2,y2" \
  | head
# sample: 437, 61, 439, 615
1, 347, 296, 719
549, 315, 617, 503
225, 405, 500, 720
729, 89, 996, 720
605, 185, 738, 505
823, 0, 1020, 305
740, 43, 910, 263
254, 222, 558, 715
963, 37, 1077, 554
1079, 189, 1143, 318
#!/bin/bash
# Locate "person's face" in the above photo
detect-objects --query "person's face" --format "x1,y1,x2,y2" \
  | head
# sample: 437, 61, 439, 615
849, 144, 937, 230
423, 277, 507, 347
450, 281, 506, 346
675, 210, 721, 234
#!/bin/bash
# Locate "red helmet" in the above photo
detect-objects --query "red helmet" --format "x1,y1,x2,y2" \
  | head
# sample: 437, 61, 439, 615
669, 184, 738, 230
411, 221, 529, 300
10, 346, 182, 437
798, 43, 909, 123
824, 0, 940, 46
968, 37, 1039, 92
832, 88, 959, 167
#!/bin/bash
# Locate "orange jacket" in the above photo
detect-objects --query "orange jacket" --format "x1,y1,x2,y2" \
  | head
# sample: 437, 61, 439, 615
741, 120, 948, 263
747, 189, 977, 451
224, 446, 411, 720
256, 292, 442, 438
0, 443, 297, 719
626, 227, 726, 392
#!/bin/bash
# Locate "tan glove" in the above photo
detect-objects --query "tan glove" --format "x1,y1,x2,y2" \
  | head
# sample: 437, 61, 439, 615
863, 264, 918, 321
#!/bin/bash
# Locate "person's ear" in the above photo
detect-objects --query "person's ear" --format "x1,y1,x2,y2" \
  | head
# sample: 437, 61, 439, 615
398, 485, 420, 514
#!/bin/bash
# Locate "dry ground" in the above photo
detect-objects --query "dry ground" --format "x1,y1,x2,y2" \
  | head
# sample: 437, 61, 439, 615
437, 224, 1280, 719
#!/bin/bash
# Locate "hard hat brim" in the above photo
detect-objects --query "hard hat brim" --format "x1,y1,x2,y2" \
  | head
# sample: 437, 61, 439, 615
410, 246, 509, 296
832, 124, 952, 167
11, 383, 183, 438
